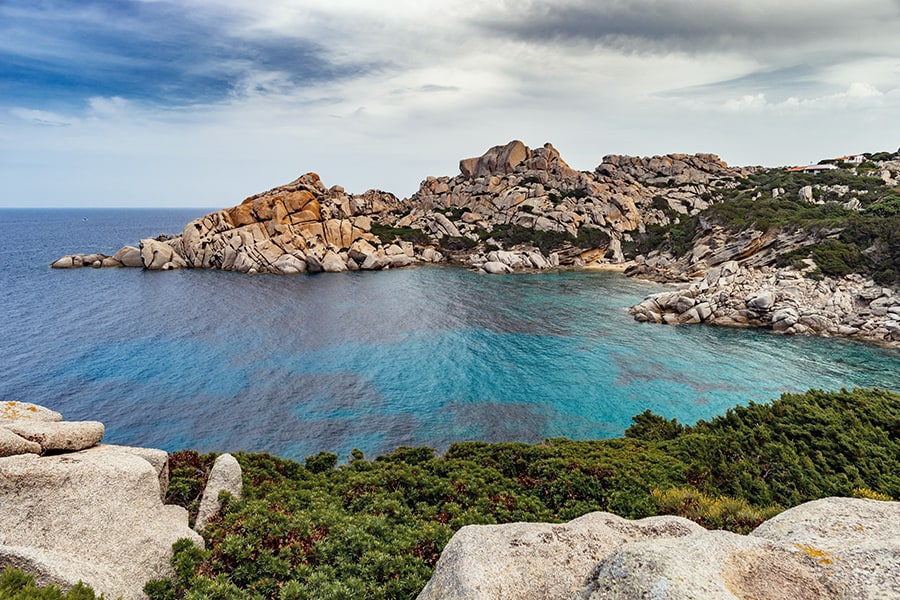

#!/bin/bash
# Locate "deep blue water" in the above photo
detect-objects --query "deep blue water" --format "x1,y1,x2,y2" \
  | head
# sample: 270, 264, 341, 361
1, 209, 898, 461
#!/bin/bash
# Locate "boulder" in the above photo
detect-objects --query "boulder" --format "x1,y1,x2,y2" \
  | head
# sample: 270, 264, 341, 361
272, 254, 308, 275
751, 497, 900, 597
194, 453, 243, 532
0, 448, 203, 600
798, 185, 815, 203
321, 251, 348, 273
0, 401, 62, 422
2, 420, 103, 453
582, 529, 837, 599
748, 290, 776, 311
49, 255, 78, 269
417, 512, 703, 600
481, 261, 512, 274
113, 245, 144, 268
140, 239, 187, 270
0, 428, 42, 457
459, 140, 530, 179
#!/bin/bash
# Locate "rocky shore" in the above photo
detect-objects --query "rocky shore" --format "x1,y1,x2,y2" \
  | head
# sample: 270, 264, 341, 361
628, 261, 900, 346
51, 140, 900, 348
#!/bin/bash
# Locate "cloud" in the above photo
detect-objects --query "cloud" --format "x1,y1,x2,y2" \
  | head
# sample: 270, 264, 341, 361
2, 1, 900, 207
10, 108, 74, 126
0, 0, 374, 108
479, 0, 900, 59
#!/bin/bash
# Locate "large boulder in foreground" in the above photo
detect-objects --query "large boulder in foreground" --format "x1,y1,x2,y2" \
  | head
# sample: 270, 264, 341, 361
0, 445, 203, 600
416, 512, 704, 600
419, 498, 900, 600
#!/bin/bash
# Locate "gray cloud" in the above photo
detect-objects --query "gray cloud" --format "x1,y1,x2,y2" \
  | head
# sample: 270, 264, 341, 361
661, 64, 823, 100
479, 0, 900, 58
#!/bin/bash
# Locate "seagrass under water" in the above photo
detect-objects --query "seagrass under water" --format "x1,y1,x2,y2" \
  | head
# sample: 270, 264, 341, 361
2, 209, 897, 460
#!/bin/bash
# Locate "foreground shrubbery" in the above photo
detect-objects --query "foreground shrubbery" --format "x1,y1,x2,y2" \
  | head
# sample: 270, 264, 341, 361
0, 568, 103, 600
140, 387, 900, 600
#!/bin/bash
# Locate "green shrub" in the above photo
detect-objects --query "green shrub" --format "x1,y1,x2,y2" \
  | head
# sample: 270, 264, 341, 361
438, 236, 477, 252
155, 388, 900, 600
0, 568, 104, 600
369, 223, 432, 246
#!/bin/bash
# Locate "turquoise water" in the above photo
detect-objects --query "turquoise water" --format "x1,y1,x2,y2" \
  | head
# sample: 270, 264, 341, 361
1, 209, 897, 460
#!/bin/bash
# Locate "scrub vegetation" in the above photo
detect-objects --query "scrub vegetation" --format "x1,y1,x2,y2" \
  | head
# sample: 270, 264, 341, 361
627, 165, 900, 285
138, 387, 898, 600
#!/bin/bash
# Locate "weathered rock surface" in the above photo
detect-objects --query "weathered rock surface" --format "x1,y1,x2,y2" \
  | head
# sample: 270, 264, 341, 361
1, 400, 103, 455
392, 141, 744, 269
51, 174, 440, 274
1, 401, 62, 422
0, 427, 42, 457
416, 512, 704, 600
419, 498, 900, 600
751, 497, 900, 598
54, 140, 744, 274
194, 452, 243, 532
0, 403, 215, 599
3, 420, 104, 452
0, 447, 203, 600
629, 260, 900, 347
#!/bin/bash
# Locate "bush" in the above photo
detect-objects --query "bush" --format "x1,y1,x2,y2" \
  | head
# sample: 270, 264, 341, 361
0, 568, 103, 600
369, 222, 432, 246
153, 388, 900, 600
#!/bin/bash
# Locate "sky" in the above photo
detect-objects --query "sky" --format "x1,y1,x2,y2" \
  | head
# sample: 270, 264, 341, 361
2, 0, 899, 208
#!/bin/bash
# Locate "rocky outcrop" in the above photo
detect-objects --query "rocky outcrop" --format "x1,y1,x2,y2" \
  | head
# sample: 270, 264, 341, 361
0, 401, 240, 600
419, 497, 900, 600
389, 141, 744, 267
1, 400, 102, 455
629, 261, 900, 346
54, 141, 744, 274
194, 453, 243, 532
52, 174, 443, 274
416, 512, 704, 600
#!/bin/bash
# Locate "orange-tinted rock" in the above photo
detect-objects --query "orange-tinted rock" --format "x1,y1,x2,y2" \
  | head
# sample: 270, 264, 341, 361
251, 197, 276, 221
228, 204, 256, 227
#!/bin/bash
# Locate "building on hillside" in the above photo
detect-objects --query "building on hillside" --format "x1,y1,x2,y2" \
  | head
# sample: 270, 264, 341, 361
785, 164, 839, 174
831, 154, 866, 164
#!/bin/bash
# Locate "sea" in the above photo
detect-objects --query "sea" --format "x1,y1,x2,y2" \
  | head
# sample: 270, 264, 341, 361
1, 208, 898, 462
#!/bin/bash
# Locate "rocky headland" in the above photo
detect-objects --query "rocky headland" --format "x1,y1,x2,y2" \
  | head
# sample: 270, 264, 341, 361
51, 140, 900, 347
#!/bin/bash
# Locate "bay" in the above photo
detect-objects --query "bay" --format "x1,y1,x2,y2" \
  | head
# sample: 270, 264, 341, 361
1, 209, 897, 460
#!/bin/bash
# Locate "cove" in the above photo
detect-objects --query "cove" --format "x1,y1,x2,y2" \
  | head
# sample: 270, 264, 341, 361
1, 210, 898, 461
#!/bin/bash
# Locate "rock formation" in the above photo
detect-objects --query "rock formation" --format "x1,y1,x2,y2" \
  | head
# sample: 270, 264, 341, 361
418, 497, 900, 600
52, 174, 438, 274
416, 511, 704, 600
628, 260, 900, 347
194, 453, 243, 532
386, 140, 744, 268
49, 141, 899, 347
53, 140, 744, 273
0, 401, 239, 600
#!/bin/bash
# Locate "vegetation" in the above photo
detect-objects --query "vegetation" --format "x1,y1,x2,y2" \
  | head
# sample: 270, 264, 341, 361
369, 222, 432, 246
0, 568, 104, 600
146, 388, 899, 600
482, 223, 610, 255
625, 165, 900, 285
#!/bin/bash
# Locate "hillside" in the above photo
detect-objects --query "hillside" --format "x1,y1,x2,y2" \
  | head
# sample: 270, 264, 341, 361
143, 388, 900, 599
